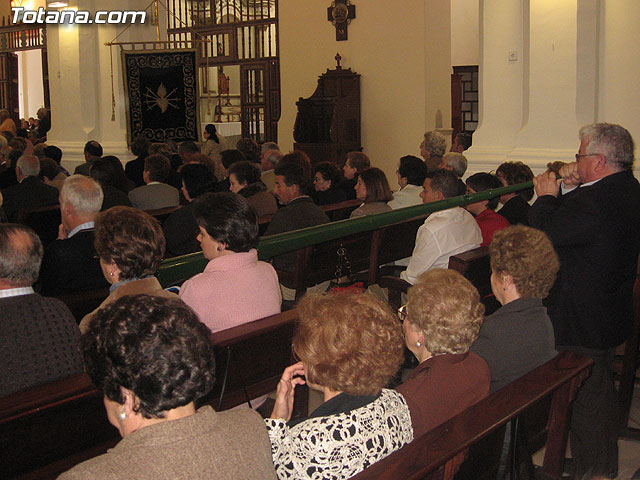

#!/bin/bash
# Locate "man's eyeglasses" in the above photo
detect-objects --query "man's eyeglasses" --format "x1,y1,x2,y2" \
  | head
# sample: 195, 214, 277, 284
575, 153, 602, 161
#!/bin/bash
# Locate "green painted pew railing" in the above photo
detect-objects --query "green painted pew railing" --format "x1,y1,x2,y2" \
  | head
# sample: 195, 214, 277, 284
157, 181, 534, 287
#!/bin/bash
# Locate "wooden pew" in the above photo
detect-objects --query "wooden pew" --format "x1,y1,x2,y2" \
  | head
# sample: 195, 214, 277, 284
1, 309, 305, 479
380, 245, 495, 314
276, 213, 426, 301
351, 351, 593, 480
56, 286, 110, 322
0, 373, 116, 480
201, 309, 307, 416
16, 204, 61, 245
145, 205, 181, 223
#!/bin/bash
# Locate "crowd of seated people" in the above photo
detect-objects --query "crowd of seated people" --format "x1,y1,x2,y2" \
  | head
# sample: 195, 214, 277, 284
4, 123, 637, 480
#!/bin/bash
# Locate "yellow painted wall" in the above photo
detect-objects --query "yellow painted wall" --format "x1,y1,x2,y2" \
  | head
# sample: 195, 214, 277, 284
279, 0, 451, 182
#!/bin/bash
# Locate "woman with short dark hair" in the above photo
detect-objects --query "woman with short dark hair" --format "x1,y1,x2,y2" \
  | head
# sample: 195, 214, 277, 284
179, 192, 281, 333
267, 292, 412, 479
464, 172, 510, 246
495, 161, 534, 226
311, 161, 347, 205
349, 167, 394, 218
163, 164, 217, 257
79, 206, 177, 333
60, 295, 277, 480
228, 160, 277, 217
388, 155, 428, 210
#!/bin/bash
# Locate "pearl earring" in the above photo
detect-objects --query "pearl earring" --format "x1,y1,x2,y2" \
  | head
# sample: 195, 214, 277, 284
416, 341, 422, 347
118, 411, 126, 421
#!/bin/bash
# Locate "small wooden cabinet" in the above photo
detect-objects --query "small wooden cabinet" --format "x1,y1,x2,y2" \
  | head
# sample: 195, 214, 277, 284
293, 64, 361, 166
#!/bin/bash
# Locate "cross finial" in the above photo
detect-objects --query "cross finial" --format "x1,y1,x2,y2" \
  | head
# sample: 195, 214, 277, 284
335, 52, 342, 68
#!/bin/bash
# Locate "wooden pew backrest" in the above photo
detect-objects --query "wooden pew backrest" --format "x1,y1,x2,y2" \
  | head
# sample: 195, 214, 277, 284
351, 351, 593, 480
1, 309, 305, 479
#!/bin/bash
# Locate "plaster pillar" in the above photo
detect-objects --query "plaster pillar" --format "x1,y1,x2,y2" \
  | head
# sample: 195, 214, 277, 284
465, 0, 524, 172
46, 0, 161, 171
468, 0, 600, 175
509, 0, 592, 170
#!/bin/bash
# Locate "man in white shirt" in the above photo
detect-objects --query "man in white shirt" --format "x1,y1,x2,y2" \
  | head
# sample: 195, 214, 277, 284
401, 169, 482, 285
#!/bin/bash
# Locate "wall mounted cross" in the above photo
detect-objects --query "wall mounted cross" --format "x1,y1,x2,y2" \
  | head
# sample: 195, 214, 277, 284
327, 0, 356, 41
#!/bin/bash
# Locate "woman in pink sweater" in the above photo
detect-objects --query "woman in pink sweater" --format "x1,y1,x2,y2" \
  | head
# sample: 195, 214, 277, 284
179, 192, 281, 333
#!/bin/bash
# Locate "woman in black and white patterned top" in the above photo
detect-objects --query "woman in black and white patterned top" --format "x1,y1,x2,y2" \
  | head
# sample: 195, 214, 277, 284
265, 292, 413, 480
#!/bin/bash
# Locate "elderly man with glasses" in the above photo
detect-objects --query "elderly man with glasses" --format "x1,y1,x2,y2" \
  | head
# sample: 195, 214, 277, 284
530, 123, 640, 479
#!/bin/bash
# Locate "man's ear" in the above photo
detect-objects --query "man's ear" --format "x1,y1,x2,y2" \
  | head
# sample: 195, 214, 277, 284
434, 190, 445, 201
594, 154, 608, 173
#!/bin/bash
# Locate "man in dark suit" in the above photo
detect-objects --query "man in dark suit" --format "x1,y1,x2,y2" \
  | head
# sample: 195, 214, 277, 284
1, 154, 59, 222
529, 123, 640, 479
264, 161, 330, 300
74, 140, 103, 176
0, 223, 83, 396
40, 175, 109, 296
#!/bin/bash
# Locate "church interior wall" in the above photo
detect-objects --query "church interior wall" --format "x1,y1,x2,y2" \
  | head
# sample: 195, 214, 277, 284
278, 0, 451, 184
450, 0, 479, 66
38, 0, 638, 178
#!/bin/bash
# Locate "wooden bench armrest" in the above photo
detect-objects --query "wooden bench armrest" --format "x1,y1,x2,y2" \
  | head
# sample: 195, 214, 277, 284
378, 275, 411, 311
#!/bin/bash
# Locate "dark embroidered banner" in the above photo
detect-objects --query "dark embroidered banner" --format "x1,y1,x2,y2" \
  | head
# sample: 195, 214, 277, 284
122, 50, 199, 143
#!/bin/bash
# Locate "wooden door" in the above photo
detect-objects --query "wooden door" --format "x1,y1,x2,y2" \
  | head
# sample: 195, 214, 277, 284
240, 61, 279, 142
0, 52, 19, 121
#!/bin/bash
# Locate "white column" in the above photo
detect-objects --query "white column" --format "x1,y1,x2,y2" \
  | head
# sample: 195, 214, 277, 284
465, 0, 525, 172
509, 0, 586, 170
47, 0, 160, 171
467, 0, 603, 176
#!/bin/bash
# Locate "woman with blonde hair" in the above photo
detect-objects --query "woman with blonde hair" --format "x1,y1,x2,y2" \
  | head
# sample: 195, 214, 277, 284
266, 292, 412, 479
396, 268, 490, 438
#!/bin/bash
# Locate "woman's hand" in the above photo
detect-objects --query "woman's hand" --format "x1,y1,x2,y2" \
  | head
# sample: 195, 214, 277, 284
270, 362, 306, 421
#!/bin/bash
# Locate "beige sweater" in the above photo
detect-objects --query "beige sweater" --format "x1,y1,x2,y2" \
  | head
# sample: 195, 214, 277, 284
79, 277, 178, 334
58, 406, 277, 480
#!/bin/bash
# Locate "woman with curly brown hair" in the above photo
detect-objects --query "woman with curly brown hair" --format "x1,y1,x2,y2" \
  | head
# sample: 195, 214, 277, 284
266, 292, 413, 480
471, 225, 559, 392
395, 268, 491, 439
79, 206, 177, 333
60, 295, 276, 480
